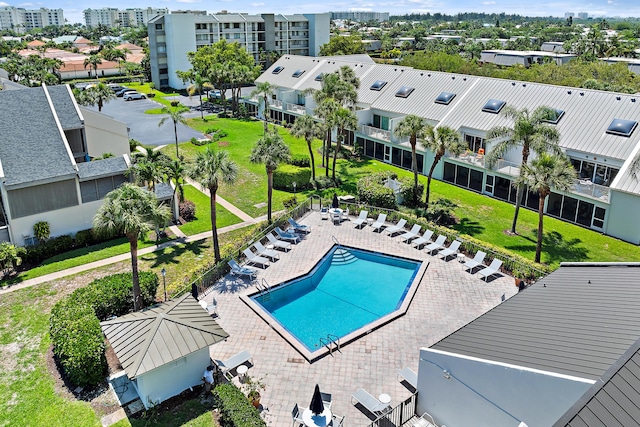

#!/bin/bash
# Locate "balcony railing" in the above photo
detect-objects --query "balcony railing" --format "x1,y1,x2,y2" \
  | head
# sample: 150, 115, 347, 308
492, 158, 520, 176
572, 179, 610, 202
445, 151, 485, 168
284, 102, 305, 114
269, 99, 283, 109
360, 124, 391, 141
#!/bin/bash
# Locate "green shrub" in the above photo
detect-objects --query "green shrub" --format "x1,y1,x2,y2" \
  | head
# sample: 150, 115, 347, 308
357, 172, 396, 210
24, 234, 75, 264
287, 155, 310, 168
273, 164, 311, 190
282, 196, 298, 210
312, 176, 340, 190
398, 177, 424, 208
179, 200, 196, 222
49, 299, 107, 387
33, 221, 50, 242
190, 137, 209, 146
213, 383, 266, 427
424, 198, 457, 226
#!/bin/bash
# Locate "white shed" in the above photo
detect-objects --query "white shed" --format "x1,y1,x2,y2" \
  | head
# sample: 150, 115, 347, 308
101, 293, 229, 409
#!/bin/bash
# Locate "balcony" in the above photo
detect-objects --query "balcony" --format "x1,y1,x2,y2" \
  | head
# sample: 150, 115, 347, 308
269, 99, 283, 109
492, 158, 520, 176
360, 124, 391, 141
284, 102, 305, 114
572, 179, 610, 202
445, 151, 486, 168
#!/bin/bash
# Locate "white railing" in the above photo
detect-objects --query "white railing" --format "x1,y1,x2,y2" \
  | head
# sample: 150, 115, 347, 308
269, 99, 283, 109
572, 179, 610, 202
360, 124, 391, 141
284, 102, 306, 114
492, 158, 520, 176
445, 151, 485, 168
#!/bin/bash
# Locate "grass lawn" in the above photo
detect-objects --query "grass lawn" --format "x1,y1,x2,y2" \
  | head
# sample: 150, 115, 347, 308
178, 185, 244, 236
122, 82, 184, 110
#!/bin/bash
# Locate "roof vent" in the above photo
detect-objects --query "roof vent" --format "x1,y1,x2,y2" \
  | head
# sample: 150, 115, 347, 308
512, 82, 516, 86
420, 72, 424, 76
580, 92, 584, 96
567, 90, 572, 94
452, 76, 455, 79
428, 73, 431, 77
522, 83, 526, 87
616, 96, 621, 101
463, 77, 467, 81
632, 98, 637, 103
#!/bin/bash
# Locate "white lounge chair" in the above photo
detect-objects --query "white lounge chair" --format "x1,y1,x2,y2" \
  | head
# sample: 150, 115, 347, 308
267, 232, 292, 251
320, 207, 329, 220
463, 251, 486, 273
351, 387, 390, 415
243, 248, 270, 268
341, 207, 350, 222
253, 241, 280, 261
370, 213, 387, 232
385, 219, 407, 236
413, 412, 438, 427
353, 211, 368, 229
425, 235, 446, 254
398, 367, 417, 389
214, 350, 253, 380
439, 240, 461, 260
288, 217, 310, 234
478, 258, 503, 282
275, 227, 300, 243
399, 224, 422, 243
228, 260, 257, 279
411, 230, 434, 249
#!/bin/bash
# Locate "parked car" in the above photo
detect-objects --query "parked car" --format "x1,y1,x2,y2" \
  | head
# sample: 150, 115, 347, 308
116, 88, 136, 97
108, 84, 125, 92
124, 92, 146, 101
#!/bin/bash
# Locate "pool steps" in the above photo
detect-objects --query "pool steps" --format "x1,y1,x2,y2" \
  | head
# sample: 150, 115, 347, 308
331, 248, 357, 265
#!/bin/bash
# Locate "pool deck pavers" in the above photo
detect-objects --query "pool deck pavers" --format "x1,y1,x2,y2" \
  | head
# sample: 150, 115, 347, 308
201, 212, 517, 426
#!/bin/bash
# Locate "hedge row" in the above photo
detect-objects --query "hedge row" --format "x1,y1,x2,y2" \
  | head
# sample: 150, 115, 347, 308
24, 229, 115, 265
273, 164, 311, 191
49, 272, 159, 387
213, 384, 266, 427
356, 172, 397, 210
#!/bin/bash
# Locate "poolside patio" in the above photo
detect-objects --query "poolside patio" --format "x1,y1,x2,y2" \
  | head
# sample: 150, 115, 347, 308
200, 211, 517, 426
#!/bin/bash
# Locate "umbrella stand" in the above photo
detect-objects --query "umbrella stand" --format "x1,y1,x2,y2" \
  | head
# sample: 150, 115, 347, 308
310, 384, 325, 415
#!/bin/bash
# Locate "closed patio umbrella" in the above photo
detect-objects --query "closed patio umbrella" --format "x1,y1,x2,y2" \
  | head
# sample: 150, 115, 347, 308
332, 193, 339, 209
310, 384, 325, 415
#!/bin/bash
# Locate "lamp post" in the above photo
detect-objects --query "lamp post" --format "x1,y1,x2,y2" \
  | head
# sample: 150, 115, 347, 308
161, 267, 167, 302
292, 181, 297, 196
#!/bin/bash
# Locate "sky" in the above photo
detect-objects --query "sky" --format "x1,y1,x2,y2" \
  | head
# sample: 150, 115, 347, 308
3, 0, 640, 25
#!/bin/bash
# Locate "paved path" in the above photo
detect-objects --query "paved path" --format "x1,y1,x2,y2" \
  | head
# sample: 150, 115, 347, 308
184, 177, 254, 222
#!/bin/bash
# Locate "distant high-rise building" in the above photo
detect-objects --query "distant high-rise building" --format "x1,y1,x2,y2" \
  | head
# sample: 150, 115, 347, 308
0, 6, 64, 33
83, 7, 168, 28
330, 11, 389, 22
147, 12, 330, 89
564, 12, 575, 18
577, 12, 589, 19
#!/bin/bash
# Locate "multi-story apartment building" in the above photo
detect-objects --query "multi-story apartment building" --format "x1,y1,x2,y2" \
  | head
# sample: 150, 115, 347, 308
147, 11, 329, 89
330, 11, 390, 22
83, 7, 168, 28
0, 7, 64, 33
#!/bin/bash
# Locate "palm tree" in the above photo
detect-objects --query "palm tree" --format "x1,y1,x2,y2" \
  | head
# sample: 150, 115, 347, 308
314, 98, 339, 174
290, 114, 320, 181
164, 159, 187, 206
86, 82, 116, 112
83, 54, 102, 78
485, 106, 563, 234
424, 125, 466, 206
515, 154, 576, 263
93, 183, 171, 311
158, 105, 190, 158
188, 148, 238, 262
178, 71, 211, 120
251, 81, 278, 135
395, 114, 428, 205
330, 107, 358, 181
130, 148, 169, 191
250, 131, 291, 223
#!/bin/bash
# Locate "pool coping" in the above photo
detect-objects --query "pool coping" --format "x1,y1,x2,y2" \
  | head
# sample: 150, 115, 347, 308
239, 244, 430, 363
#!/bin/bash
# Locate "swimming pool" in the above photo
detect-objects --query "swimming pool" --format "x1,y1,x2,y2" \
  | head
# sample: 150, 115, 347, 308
244, 245, 424, 360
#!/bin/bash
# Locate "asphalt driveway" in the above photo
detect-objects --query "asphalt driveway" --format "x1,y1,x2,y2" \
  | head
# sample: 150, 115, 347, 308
87, 94, 205, 147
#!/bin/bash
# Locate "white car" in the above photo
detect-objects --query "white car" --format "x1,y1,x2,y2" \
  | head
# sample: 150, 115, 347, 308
124, 92, 146, 101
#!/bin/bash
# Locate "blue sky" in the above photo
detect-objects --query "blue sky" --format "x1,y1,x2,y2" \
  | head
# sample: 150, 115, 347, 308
3, 0, 640, 24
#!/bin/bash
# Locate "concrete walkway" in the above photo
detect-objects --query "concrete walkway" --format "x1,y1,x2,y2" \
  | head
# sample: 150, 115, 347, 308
185, 177, 254, 222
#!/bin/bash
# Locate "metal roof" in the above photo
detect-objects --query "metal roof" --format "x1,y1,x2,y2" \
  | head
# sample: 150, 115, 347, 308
77, 156, 128, 180
432, 264, 640, 381
46, 85, 83, 129
555, 337, 640, 427
101, 293, 229, 379
0, 85, 77, 187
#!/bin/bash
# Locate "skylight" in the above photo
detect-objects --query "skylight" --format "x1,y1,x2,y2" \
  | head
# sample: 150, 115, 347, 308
272, 66, 284, 74
543, 109, 565, 124
606, 118, 638, 137
395, 86, 415, 98
292, 69, 305, 78
314, 73, 324, 82
370, 80, 388, 91
482, 99, 506, 114
435, 92, 456, 105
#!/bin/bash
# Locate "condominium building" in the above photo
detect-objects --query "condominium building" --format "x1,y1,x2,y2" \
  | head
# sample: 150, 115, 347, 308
147, 12, 329, 89
330, 11, 390, 22
0, 7, 64, 33
83, 7, 168, 28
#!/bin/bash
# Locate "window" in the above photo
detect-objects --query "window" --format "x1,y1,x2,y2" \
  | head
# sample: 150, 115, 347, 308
606, 118, 638, 137
465, 135, 485, 153
233, 23, 240, 29
482, 99, 506, 114
395, 86, 415, 98
292, 69, 305, 78
435, 92, 456, 105
155, 23, 163, 30
593, 206, 605, 228
159, 68, 168, 75
272, 66, 284, 74
370, 80, 387, 91
543, 108, 565, 124
373, 114, 390, 131
485, 175, 494, 193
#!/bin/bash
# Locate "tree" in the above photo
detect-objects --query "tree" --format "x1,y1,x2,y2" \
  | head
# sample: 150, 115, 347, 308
74, 83, 115, 112
251, 81, 279, 135
515, 153, 576, 263
130, 147, 169, 191
250, 131, 291, 223
188, 149, 238, 262
0, 242, 25, 280
395, 114, 428, 205
177, 69, 211, 120
423, 126, 466, 206
485, 106, 563, 234
164, 159, 187, 205
93, 183, 171, 311
290, 114, 320, 181
83, 54, 102, 78
329, 107, 358, 181
319, 33, 365, 56
158, 105, 190, 158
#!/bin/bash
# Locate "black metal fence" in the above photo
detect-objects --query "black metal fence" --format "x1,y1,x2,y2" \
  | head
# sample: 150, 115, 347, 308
367, 392, 418, 427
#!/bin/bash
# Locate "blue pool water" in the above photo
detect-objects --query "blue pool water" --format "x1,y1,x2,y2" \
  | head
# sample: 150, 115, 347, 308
252, 246, 420, 351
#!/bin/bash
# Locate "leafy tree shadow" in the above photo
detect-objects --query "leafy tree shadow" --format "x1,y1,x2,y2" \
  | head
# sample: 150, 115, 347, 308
452, 217, 484, 236
141, 239, 208, 268
505, 230, 589, 264
211, 275, 253, 294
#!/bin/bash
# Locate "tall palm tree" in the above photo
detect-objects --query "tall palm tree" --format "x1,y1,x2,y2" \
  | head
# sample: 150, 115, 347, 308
314, 98, 339, 174
290, 114, 320, 181
158, 105, 190, 158
250, 131, 291, 223
188, 148, 238, 262
251, 81, 278, 135
486, 106, 563, 234
515, 153, 576, 263
181, 71, 211, 120
330, 107, 358, 181
93, 183, 171, 311
130, 148, 169, 191
164, 159, 187, 205
424, 125, 466, 206
395, 114, 428, 205
83, 54, 102, 78
86, 82, 116, 112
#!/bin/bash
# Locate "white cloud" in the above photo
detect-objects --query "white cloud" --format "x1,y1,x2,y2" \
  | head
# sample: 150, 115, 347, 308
176, 0, 200, 3
0, 1, 9, 5
482, 1, 496, 4
251, 2, 265, 6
